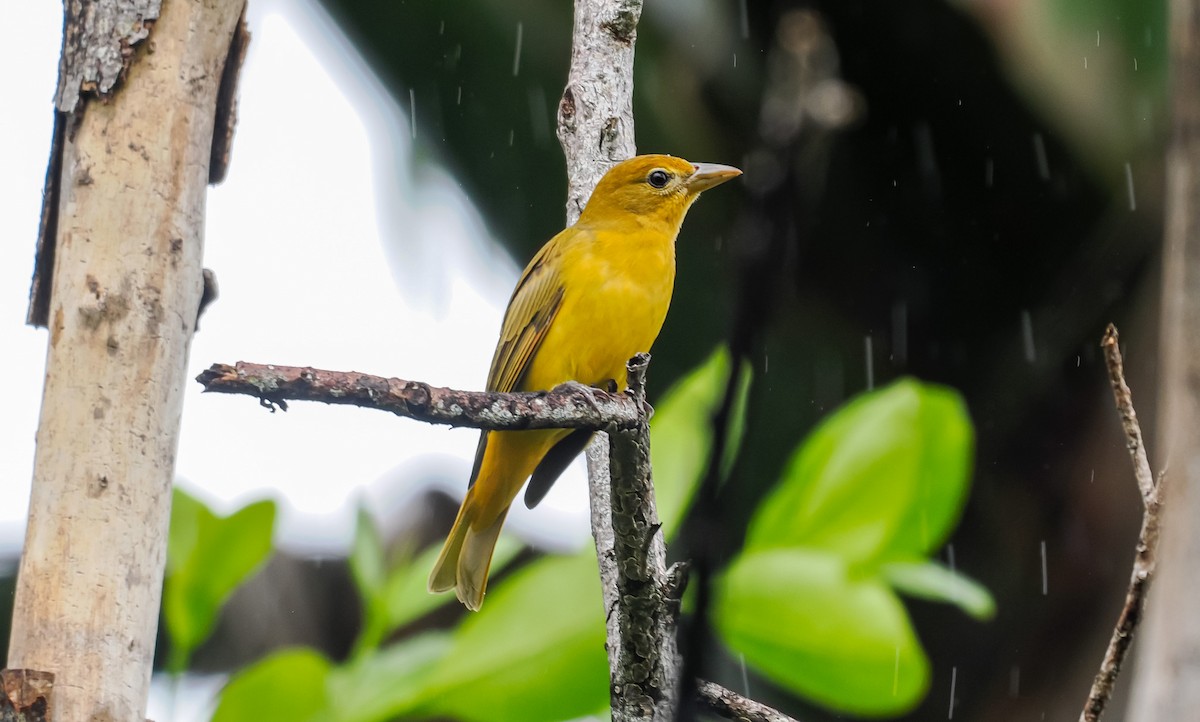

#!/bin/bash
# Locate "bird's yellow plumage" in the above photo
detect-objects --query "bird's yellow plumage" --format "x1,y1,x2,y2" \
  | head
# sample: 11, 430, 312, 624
428, 154, 741, 610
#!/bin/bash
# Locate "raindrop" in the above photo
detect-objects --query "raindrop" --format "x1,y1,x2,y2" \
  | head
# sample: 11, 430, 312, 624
985, 157, 994, 188
947, 543, 957, 574
512, 22, 524, 77
739, 653, 751, 695
733, 53, 737, 68
439, 19, 445, 35
409, 88, 417, 140
1134, 57, 1139, 71
865, 335, 875, 390
1010, 666, 1021, 697
913, 122, 942, 198
1125, 162, 1137, 211
1021, 310, 1035, 363
1040, 540, 1048, 595
1097, 30, 1101, 47
1032, 133, 1049, 180
508, 129, 515, 146
948, 666, 958, 719
1146, 26, 1153, 47
1090, 468, 1095, 484
891, 300, 908, 365
456, 85, 463, 106
1084, 56, 1088, 70
739, 0, 750, 39
527, 86, 550, 144
764, 354, 769, 373
893, 647, 901, 695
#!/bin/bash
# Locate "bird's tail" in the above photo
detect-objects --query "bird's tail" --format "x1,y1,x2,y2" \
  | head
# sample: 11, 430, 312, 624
428, 487, 510, 611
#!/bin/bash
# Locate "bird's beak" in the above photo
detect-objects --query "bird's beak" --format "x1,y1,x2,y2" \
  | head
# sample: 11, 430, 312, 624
685, 162, 742, 193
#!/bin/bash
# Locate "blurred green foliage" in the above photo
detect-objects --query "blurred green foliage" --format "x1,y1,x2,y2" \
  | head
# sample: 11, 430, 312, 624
213, 648, 331, 722
715, 379, 988, 715
164, 488, 276, 673
186, 0, 1163, 717
194, 358, 986, 720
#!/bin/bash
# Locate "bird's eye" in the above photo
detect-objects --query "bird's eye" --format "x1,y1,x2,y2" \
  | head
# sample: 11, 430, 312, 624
647, 169, 670, 188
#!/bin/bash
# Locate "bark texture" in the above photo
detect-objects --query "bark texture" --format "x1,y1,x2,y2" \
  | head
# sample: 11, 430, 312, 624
554, 0, 684, 719
1080, 327, 1161, 722
556, 0, 642, 225
1127, 0, 1200, 717
8, 0, 246, 719
0, 669, 53, 722
589, 357, 681, 720
197, 362, 642, 430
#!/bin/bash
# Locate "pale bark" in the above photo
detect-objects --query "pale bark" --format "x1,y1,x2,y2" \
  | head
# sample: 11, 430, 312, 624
553, 0, 685, 720
7, 0, 246, 719
556, 0, 641, 225
1127, 0, 1200, 717
585, 358, 681, 720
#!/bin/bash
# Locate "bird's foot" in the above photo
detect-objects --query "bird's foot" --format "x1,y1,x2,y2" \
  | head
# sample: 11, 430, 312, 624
559, 380, 605, 415
639, 398, 655, 420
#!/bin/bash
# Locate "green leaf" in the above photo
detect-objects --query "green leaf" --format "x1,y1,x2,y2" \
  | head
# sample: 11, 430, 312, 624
352, 502, 524, 657
745, 379, 973, 564
384, 536, 522, 633
350, 506, 387, 606
349, 506, 390, 658
715, 549, 930, 716
415, 552, 608, 722
651, 346, 751, 536
212, 648, 331, 722
720, 361, 754, 482
882, 559, 996, 621
165, 489, 276, 672
325, 633, 452, 722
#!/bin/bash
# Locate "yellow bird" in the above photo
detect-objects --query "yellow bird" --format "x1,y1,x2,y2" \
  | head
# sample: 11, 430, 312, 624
428, 154, 741, 610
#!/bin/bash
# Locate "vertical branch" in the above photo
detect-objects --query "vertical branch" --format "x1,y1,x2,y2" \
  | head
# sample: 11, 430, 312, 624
6, 0, 246, 719
556, 0, 656, 719
1127, 0, 1200, 717
555, 0, 641, 225
560, 5, 799, 721
605, 356, 680, 720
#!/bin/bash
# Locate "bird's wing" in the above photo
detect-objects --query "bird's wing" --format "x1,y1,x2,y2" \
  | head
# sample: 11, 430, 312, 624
466, 235, 569, 490
485, 233, 569, 393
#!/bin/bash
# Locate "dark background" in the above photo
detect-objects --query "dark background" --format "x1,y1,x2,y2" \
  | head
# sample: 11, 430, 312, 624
0, 0, 1157, 719
308, 0, 1165, 719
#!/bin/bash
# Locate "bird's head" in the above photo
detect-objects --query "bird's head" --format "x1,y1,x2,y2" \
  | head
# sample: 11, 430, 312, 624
577, 154, 741, 229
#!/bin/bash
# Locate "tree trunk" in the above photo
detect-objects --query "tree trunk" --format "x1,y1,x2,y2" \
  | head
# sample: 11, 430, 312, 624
1127, 0, 1200, 717
7, 0, 245, 719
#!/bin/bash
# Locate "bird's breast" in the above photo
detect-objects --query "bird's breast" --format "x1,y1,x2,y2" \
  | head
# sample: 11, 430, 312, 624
524, 229, 676, 392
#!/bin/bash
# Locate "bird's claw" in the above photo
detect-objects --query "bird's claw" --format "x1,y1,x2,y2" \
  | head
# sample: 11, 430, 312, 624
560, 380, 604, 415
639, 398, 654, 420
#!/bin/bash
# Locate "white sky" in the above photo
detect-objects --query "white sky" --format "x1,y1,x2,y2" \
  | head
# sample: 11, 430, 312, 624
0, 0, 592, 566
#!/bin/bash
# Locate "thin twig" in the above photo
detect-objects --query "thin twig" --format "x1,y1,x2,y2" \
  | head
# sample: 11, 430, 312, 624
696, 679, 800, 722
1079, 324, 1163, 722
1100, 325, 1157, 503
195, 362, 641, 431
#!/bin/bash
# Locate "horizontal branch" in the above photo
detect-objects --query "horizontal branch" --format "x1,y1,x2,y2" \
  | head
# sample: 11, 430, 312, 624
697, 679, 800, 722
195, 362, 642, 431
